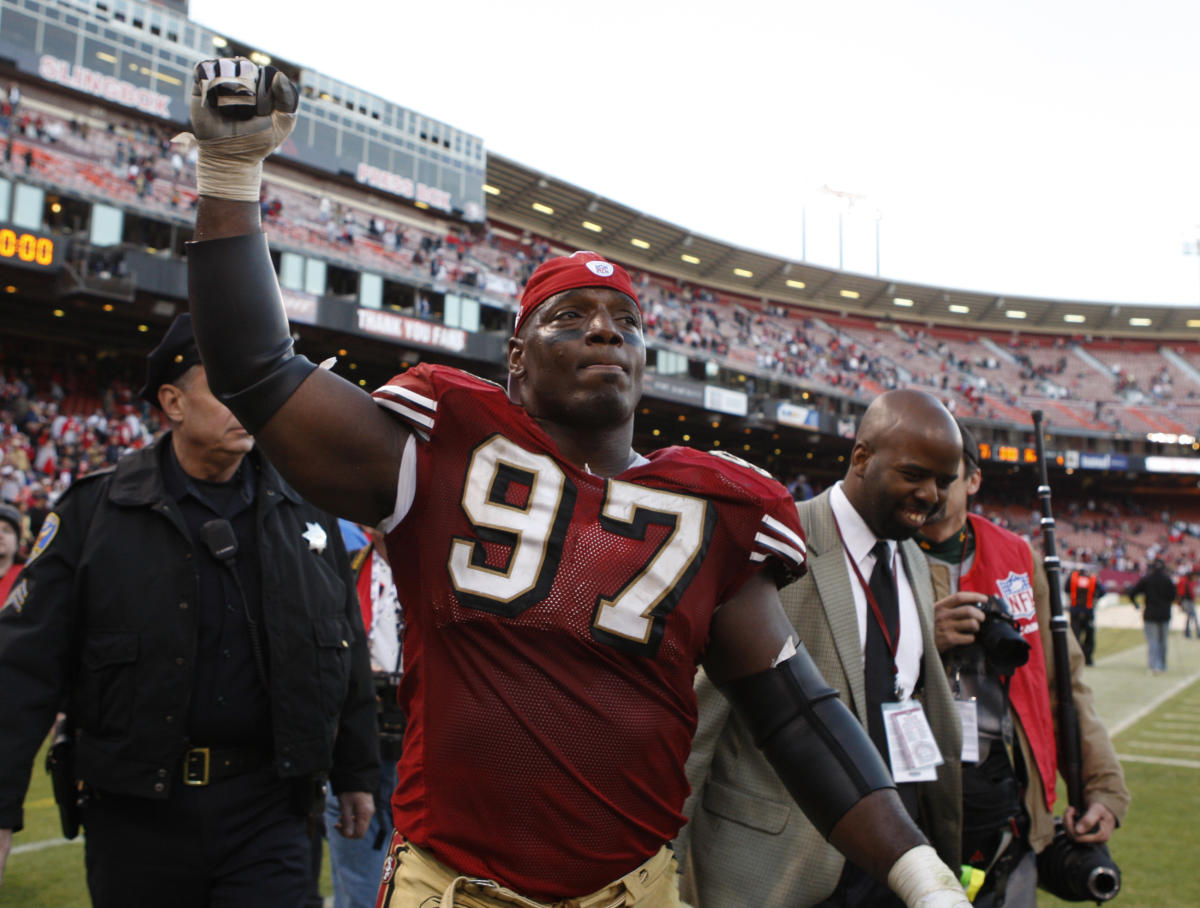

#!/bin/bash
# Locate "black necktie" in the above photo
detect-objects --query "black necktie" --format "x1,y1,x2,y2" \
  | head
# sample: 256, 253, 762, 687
862, 540, 920, 819
864, 540, 900, 760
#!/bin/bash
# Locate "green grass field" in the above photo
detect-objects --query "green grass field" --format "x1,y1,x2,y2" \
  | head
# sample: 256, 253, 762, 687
2, 625, 1193, 906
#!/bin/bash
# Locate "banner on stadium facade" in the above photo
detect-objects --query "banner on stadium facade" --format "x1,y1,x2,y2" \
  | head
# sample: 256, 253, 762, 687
703, 385, 748, 417
356, 308, 466, 353
281, 289, 318, 325
1078, 452, 1130, 471
1144, 456, 1200, 474
355, 163, 452, 214
775, 402, 820, 429
0, 224, 61, 272
644, 376, 705, 407
38, 55, 172, 118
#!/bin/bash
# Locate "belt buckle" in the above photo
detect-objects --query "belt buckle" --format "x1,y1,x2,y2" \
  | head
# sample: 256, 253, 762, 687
183, 747, 211, 786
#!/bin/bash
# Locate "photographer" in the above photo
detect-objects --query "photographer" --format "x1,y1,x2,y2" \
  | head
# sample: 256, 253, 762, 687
917, 424, 1128, 907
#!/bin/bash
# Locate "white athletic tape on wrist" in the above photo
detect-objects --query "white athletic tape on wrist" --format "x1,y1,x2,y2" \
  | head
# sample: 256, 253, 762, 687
887, 845, 971, 908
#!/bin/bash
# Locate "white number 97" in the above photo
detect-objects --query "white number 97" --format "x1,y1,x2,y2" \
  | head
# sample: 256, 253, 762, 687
449, 436, 713, 655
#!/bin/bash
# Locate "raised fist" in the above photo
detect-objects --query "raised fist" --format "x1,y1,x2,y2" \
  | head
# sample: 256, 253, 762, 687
182, 57, 299, 201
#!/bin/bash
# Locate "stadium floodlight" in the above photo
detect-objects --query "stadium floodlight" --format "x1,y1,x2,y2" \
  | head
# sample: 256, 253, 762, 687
531, 202, 554, 215
211, 36, 228, 48
582, 221, 603, 233
482, 184, 500, 196
786, 279, 806, 289
893, 297, 914, 307
631, 238, 650, 249
249, 52, 272, 66
1063, 314, 1086, 323
948, 304, 970, 314
1128, 317, 1153, 327
1005, 310, 1027, 319
1187, 319, 1200, 328
681, 254, 700, 264
839, 289, 860, 299
733, 268, 753, 278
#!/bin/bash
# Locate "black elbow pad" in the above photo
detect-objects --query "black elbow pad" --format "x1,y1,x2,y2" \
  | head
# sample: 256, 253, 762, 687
188, 232, 316, 434
721, 645, 895, 839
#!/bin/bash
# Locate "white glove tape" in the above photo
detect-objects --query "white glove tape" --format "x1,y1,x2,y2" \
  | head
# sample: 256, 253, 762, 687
887, 845, 971, 908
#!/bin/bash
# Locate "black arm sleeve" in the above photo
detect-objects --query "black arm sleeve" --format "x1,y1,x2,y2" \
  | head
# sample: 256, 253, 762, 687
187, 232, 316, 434
721, 644, 896, 840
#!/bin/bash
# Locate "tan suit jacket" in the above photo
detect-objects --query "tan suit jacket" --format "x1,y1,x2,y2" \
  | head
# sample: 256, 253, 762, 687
677, 490, 962, 908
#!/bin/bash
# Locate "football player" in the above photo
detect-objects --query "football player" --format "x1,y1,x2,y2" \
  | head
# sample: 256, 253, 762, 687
181, 57, 970, 907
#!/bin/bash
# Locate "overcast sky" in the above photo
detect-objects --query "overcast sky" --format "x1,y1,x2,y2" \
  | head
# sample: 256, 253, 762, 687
188, 0, 1200, 307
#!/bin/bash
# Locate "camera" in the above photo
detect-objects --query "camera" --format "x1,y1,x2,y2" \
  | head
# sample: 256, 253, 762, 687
1036, 818, 1121, 901
975, 595, 1031, 675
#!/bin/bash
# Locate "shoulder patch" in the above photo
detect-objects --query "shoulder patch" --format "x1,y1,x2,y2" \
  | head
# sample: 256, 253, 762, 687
27, 512, 60, 564
3, 576, 27, 613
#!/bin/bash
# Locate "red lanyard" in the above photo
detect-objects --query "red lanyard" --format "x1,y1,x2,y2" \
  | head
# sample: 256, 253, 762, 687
833, 517, 900, 683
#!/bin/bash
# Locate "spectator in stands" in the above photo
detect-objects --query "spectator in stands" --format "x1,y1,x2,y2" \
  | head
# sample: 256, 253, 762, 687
0, 316, 380, 902
0, 504, 22, 603
1128, 559, 1177, 674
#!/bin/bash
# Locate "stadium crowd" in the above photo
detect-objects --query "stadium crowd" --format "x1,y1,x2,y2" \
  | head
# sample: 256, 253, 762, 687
3, 88, 1199, 444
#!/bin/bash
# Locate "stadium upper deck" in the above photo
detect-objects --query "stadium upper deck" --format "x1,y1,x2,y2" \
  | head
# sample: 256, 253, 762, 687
0, 0, 1198, 483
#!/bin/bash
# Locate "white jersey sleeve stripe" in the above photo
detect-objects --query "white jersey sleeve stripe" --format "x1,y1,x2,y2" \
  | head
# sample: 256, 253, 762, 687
754, 532, 805, 567
375, 384, 437, 413
761, 513, 806, 554
379, 433, 418, 534
374, 396, 436, 430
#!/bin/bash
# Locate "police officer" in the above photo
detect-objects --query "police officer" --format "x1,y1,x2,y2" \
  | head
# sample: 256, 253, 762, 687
0, 315, 380, 906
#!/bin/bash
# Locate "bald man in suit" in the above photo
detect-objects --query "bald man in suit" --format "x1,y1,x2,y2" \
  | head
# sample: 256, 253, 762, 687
679, 390, 965, 907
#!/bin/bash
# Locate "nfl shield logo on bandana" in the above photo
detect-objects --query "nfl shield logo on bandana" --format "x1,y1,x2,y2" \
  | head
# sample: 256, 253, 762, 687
996, 571, 1036, 623
586, 260, 615, 277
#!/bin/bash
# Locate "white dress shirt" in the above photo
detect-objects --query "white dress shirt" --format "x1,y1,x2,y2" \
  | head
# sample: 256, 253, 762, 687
828, 481, 924, 700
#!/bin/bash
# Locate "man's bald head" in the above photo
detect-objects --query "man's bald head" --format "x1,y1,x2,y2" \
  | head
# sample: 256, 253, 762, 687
855, 389, 960, 455
844, 390, 963, 540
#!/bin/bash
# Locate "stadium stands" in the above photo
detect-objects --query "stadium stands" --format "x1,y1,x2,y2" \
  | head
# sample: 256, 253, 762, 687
7, 88, 1200, 445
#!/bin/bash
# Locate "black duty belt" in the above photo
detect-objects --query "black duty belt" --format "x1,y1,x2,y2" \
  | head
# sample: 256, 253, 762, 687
182, 745, 270, 786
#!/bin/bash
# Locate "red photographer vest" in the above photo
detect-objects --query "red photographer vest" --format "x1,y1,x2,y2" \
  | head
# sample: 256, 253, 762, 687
1068, 571, 1098, 610
960, 515, 1057, 810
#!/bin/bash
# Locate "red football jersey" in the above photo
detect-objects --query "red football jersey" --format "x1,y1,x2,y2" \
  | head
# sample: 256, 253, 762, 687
372, 364, 805, 899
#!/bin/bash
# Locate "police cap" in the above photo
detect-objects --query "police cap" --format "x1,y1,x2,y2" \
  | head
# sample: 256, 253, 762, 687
140, 314, 202, 409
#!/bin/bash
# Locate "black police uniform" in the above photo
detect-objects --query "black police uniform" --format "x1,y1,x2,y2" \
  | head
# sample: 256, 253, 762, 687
0, 315, 379, 907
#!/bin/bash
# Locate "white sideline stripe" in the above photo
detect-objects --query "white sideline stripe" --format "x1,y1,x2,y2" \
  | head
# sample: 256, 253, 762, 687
12, 836, 83, 855
754, 532, 804, 566
374, 384, 437, 412
373, 397, 435, 429
1116, 752, 1200, 770
1109, 668, 1200, 736
761, 514, 806, 553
